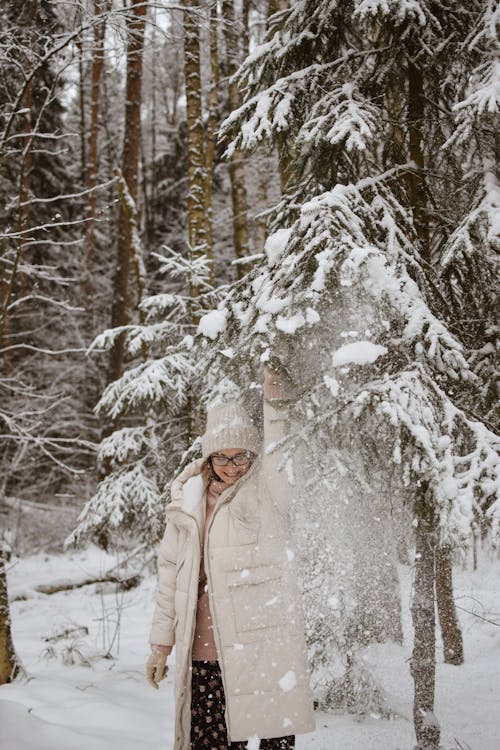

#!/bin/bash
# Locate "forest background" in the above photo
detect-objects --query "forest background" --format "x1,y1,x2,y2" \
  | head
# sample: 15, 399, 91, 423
0, 2, 499, 750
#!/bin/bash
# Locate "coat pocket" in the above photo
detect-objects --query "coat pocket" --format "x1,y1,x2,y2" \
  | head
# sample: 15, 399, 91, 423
231, 514, 260, 546
227, 564, 283, 632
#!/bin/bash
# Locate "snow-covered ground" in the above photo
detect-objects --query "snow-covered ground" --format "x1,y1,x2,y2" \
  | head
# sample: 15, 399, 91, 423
1, 547, 499, 750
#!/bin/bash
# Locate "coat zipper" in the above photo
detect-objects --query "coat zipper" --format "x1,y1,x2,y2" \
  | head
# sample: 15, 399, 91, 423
203, 488, 239, 741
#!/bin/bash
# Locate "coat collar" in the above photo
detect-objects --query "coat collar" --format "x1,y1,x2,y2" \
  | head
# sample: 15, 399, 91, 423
166, 456, 260, 535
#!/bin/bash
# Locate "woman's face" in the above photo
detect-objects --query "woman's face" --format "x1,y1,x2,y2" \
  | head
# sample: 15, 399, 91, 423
210, 448, 253, 485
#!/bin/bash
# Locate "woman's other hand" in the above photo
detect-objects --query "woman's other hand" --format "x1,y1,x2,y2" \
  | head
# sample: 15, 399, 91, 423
146, 644, 171, 689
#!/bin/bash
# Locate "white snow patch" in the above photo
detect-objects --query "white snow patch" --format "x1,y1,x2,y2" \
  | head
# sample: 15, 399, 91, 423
305, 307, 320, 325
286, 548, 294, 561
323, 375, 340, 396
197, 308, 228, 340
275, 313, 305, 334
257, 295, 290, 315
331, 341, 387, 367
246, 734, 261, 750
278, 670, 297, 692
265, 228, 292, 267
3, 549, 500, 750
233, 643, 244, 651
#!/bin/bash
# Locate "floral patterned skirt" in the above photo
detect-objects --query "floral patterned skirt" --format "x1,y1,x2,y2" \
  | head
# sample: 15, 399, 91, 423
190, 660, 295, 750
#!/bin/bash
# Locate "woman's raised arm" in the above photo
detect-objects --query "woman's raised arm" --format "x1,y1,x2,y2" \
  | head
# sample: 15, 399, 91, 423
262, 360, 297, 515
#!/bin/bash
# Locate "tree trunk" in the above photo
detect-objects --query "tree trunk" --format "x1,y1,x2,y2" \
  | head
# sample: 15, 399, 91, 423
222, 0, 250, 278
115, 167, 147, 359
253, 153, 271, 254
108, 1, 147, 384
0, 549, 22, 685
82, 0, 109, 325
265, 0, 294, 194
242, 0, 250, 57
410, 488, 440, 750
435, 546, 464, 665
204, 0, 219, 260
76, 26, 86, 186
183, 0, 211, 311
407, 60, 429, 263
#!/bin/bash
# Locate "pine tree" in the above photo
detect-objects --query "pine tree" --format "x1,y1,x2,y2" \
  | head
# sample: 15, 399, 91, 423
216, 0, 499, 742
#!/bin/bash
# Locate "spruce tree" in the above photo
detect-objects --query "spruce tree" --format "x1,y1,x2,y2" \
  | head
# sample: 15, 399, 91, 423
216, 0, 499, 743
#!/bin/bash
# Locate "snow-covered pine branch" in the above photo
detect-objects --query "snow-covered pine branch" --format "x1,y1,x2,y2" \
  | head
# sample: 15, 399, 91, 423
66, 461, 164, 547
96, 348, 196, 421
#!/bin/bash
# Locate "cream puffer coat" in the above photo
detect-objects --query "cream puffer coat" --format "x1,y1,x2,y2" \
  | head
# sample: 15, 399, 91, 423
149, 402, 315, 749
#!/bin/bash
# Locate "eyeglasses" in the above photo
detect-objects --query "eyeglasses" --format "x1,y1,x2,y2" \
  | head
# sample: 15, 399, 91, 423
211, 452, 254, 467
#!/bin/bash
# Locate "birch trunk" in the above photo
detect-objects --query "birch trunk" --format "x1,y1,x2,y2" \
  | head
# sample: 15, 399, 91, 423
108, 1, 147, 383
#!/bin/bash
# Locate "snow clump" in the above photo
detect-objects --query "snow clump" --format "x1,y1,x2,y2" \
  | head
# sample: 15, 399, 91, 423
246, 735, 261, 750
278, 670, 297, 692
197, 307, 228, 340
331, 341, 387, 367
264, 228, 293, 267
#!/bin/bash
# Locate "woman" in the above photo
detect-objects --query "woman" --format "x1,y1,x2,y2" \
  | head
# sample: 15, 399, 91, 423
146, 365, 315, 749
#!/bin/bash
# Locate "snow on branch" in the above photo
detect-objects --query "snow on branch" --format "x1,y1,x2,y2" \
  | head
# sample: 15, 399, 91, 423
98, 427, 151, 465
66, 462, 163, 547
246, 178, 470, 382
152, 248, 212, 293
439, 169, 500, 271
96, 350, 195, 419
348, 366, 500, 545
339, 244, 469, 380
298, 83, 380, 152
352, 0, 427, 26
453, 59, 500, 118
140, 293, 190, 321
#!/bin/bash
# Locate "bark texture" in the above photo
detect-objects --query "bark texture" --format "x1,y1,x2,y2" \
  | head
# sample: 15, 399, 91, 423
184, 0, 211, 306
82, 0, 109, 321
0, 551, 21, 685
222, 0, 250, 278
108, 1, 147, 383
410, 489, 440, 750
435, 547, 464, 665
204, 0, 219, 259
407, 60, 429, 262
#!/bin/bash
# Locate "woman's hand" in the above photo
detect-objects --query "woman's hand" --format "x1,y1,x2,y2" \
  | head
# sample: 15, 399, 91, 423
264, 358, 295, 402
146, 644, 171, 689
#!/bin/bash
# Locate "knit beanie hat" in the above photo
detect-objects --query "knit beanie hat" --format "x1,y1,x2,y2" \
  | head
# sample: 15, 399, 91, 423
201, 401, 261, 458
